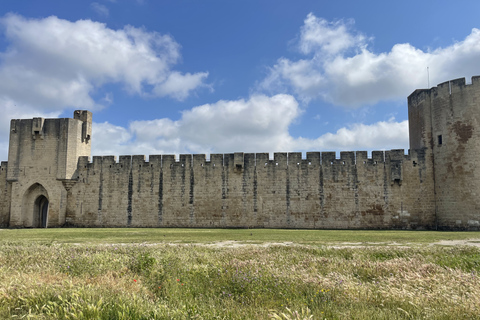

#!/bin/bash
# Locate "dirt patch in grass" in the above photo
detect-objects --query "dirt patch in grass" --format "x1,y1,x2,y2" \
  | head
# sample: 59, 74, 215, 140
124, 238, 480, 249
433, 239, 480, 247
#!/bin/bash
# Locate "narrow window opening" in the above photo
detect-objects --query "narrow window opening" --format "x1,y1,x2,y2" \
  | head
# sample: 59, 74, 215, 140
438, 135, 443, 145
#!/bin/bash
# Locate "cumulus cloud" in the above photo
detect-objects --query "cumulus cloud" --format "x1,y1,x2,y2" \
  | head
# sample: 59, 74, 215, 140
298, 15, 366, 56
91, 95, 408, 158
153, 71, 210, 100
294, 119, 409, 151
0, 13, 209, 160
92, 94, 300, 155
261, 13, 480, 107
0, 13, 208, 113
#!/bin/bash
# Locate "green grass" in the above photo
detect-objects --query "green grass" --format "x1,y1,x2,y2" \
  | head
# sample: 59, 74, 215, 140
1, 227, 480, 245
1, 229, 480, 319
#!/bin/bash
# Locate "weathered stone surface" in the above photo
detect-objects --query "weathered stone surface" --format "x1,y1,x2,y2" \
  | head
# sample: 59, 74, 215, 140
408, 76, 480, 230
0, 77, 479, 230
1, 111, 91, 228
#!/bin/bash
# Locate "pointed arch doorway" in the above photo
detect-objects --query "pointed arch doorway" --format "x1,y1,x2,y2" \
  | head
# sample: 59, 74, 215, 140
35, 195, 49, 228
21, 183, 50, 228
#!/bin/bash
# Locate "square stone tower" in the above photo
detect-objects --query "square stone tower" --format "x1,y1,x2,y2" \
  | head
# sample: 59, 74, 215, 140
408, 77, 480, 230
6, 110, 91, 227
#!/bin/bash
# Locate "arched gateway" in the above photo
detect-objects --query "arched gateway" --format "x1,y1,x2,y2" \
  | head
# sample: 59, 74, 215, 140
35, 196, 49, 228
22, 183, 49, 228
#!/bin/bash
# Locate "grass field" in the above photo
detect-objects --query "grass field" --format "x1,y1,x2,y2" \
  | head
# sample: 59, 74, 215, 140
1, 228, 480, 319
1, 227, 480, 245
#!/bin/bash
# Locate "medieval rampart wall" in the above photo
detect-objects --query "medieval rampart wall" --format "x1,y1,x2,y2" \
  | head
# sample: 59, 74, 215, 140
66, 149, 435, 229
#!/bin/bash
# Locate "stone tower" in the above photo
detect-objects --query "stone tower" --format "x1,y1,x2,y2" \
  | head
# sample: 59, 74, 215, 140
408, 76, 480, 230
5, 111, 91, 227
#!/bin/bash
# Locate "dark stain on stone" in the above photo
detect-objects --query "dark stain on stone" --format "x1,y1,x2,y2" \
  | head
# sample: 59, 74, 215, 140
158, 170, 163, 224
127, 167, 133, 226
189, 168, 194, 205
452, 121, 473, 143
253, 168, 258, 214
364, 204, 384, 216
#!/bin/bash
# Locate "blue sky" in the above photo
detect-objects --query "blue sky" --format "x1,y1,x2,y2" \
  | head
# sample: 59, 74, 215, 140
1, 0, 480, 161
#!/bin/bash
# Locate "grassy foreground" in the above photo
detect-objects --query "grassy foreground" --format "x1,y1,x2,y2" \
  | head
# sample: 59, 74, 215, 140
0, 229, 480, 319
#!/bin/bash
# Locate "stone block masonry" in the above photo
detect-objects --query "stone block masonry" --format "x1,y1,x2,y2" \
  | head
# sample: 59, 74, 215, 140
1, 77, 480, 230
65, 149, 435, 229
409, 76, 480, 230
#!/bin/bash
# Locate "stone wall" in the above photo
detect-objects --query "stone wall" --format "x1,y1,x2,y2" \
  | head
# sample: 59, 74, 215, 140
66, 149, 435, 229
0, 162, 11, 227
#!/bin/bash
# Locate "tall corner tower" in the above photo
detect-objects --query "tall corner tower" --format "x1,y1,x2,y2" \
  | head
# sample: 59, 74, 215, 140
408, 76, 480, 230
6, 110, 92, 228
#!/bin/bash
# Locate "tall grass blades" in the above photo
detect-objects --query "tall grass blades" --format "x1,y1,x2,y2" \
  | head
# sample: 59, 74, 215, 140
0, 242, 479, 319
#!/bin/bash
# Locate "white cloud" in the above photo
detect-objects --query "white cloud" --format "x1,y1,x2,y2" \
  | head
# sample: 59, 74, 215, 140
92, 94, 300, 155
91, 122, 133, 155
91, 2, 109, 17
0, 13, 208, 113
0, 13, 209, 160
294, 119, 409, 151
91, 95, 408, 158
299, 14, 365, 56
261, 13, 480, 107
153, 71, 210, 100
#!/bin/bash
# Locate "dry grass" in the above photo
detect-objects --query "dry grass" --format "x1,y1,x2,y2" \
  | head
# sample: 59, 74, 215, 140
0, 235, 479, 319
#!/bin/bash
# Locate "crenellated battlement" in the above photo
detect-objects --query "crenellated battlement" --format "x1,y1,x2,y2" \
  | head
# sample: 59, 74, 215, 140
408, 76, 480, 106
76, 149, 414, 169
